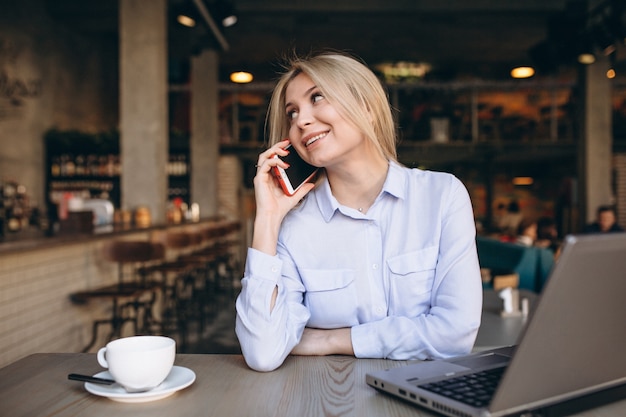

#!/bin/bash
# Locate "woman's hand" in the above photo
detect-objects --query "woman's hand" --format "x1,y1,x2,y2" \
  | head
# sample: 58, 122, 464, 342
290, 328, 354, 356
251, 139, 315, 255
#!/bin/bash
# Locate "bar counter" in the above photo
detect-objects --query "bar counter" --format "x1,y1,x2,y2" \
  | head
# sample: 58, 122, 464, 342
0, 217, 241, 369
0, 217, 221, 255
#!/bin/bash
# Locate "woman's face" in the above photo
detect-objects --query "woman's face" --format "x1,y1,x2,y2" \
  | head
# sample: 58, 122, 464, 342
284, 72, 365, 169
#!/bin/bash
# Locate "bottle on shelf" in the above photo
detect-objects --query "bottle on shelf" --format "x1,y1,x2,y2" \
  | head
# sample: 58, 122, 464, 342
64, 155, 76, 177
50, 157, 61, 177
167, 154, 189, 176
75, 155, 86, 176
1, 180, 31, 233
86, 155, 98, 176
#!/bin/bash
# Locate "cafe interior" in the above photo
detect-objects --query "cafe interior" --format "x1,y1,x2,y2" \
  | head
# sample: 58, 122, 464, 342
1, 0, 626, 408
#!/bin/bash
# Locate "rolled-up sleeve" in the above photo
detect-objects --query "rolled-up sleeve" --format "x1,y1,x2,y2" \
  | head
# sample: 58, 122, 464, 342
235, 248, 310, 372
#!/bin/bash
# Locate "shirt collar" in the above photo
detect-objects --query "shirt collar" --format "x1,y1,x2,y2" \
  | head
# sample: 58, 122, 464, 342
315, 161, 407, 222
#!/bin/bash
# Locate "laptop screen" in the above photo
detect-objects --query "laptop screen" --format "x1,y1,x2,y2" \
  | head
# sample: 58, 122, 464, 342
490, 233, 626, 413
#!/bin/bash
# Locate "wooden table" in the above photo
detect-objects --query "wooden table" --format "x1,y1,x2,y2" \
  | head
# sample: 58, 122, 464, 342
2, 353, 626, 417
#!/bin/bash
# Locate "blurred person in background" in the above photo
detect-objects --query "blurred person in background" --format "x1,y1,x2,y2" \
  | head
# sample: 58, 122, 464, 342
584, 205, 624, 234
515, 218, 537, 246
535, 216, 560, 252
496, 200, 523, 239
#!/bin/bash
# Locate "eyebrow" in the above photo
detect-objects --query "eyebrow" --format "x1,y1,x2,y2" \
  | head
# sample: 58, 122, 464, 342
285, 85, 318, 110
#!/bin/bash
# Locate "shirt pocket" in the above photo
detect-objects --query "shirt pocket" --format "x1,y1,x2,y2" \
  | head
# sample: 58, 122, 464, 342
387, 246, 438, 316
299, 268, 359, 328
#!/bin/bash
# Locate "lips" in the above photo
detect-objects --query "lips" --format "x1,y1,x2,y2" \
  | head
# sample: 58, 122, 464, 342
303, 131, 328, 147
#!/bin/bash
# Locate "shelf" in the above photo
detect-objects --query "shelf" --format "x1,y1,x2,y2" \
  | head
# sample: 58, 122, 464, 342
44, 130, 193, 211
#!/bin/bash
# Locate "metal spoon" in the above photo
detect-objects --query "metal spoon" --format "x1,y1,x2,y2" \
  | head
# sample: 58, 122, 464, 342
68, 373, 155, 393
68, 373, 116, 385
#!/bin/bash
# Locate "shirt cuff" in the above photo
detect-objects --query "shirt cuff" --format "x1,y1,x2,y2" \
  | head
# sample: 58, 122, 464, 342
351, 322, 384, 359
245, 247, 283, 283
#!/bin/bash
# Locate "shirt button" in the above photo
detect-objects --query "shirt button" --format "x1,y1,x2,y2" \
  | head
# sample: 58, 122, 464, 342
376, 306, 384, 314
372, 263, 378, 270
271, 266, 278, 273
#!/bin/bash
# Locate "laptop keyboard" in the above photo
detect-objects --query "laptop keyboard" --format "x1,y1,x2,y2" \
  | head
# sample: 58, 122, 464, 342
418, 367, 505, 408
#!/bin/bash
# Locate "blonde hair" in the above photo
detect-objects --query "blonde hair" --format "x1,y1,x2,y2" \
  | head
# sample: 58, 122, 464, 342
266, 51, 398, 161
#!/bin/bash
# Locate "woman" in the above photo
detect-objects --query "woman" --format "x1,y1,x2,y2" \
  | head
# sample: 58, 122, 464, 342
515, 218, 538, 247
235, 52, 482, 372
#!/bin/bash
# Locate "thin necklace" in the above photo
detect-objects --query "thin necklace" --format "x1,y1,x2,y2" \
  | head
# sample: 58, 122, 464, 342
358, 207, 363, 212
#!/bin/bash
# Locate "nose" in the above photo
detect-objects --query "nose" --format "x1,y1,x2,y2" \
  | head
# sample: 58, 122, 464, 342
295, 105, 314, 129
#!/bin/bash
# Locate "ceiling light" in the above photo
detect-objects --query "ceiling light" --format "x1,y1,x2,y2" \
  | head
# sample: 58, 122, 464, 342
222, 15, 237, 27
213, 1, 238, 27
577, 52, 596, 64
177, 14, 196, 27
513, 177, 534, 186
510, 67, 535, 79
576, 36, 597, 64
375, 61, 432, 83
230, 71, 253, 83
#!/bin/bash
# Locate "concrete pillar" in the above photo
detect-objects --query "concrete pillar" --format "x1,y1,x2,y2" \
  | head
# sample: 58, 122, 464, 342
190, 49, 220, 218
119, 0, 168, 223
579, 54, 613, 226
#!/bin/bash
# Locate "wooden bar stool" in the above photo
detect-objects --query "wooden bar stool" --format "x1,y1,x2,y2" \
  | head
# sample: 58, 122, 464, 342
179, 229, 223, 327
70, 240, 165, 352
212, 220, 242, 294
143, 231, 206, 349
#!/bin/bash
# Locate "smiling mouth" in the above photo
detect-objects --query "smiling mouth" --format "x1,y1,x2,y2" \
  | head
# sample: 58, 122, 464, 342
305, 132, 328, 147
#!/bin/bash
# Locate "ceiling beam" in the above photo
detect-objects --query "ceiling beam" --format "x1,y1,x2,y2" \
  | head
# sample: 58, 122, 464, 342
191, 0, 229, 51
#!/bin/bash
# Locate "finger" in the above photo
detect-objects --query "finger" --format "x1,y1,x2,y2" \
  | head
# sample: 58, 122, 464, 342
255, 156, 289, 177
257, 140, 291, 171
260, 139, 289, 157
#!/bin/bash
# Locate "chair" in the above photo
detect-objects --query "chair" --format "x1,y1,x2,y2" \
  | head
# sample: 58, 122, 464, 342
177, 230, 220, 322
70, 240, 165, 352
141, 231, 208, 349
476, 236, 554, 293
195, 220, 242, 294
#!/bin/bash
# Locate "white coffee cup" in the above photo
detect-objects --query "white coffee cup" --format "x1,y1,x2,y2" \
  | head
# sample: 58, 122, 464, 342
97, 335, 175, 392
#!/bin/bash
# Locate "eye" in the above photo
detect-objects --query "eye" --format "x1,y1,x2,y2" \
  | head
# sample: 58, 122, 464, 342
311, 92, 324, 103
286, 108, 298, 120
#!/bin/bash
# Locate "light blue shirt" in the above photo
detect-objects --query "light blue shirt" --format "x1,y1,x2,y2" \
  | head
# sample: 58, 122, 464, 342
236, 162, 482, 372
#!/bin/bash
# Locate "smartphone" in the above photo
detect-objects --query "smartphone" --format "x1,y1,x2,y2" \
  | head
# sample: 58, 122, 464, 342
272, 144, 318, 196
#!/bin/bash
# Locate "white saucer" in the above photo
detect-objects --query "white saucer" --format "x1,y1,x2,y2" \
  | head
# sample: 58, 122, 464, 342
85, 366, 196, 403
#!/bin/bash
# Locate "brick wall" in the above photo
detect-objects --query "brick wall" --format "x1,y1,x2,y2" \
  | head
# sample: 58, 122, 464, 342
0, 229, 168, 368
0, 240, 116, 368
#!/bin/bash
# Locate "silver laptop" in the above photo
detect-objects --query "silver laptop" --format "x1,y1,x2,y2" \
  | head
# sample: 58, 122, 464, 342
366, 233, 626, 417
